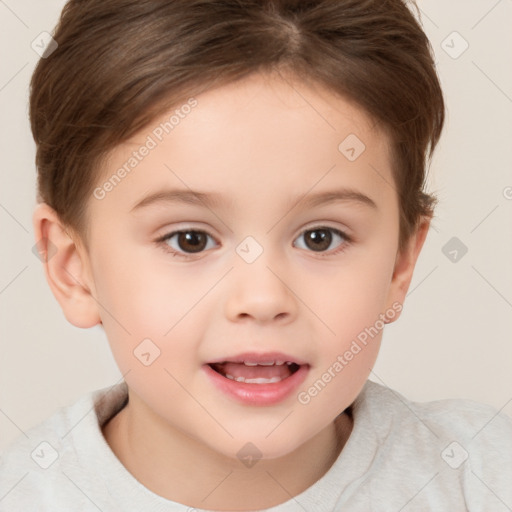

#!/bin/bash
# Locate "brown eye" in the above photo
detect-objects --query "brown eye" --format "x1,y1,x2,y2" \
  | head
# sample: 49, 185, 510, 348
303, 229, 332, 251
162, 230, 216, 254
294, 227, 347, 253
177, 231, 207, 252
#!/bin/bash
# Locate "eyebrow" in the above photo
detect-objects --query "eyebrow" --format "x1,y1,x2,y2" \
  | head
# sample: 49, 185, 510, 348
130, 187, 377, 212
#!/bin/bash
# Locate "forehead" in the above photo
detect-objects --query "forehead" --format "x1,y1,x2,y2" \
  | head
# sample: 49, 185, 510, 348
94, 72, 395, 214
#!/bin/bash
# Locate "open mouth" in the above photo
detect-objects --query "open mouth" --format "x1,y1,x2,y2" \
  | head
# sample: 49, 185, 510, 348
204, 355, 310, 405
208, 360, 301, 384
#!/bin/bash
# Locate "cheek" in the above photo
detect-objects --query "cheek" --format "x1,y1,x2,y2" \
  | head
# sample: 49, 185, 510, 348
90, 244, 198, 369
306, 247, 395, 339
294, 241, 397, 414
294, 265, 392, 418
92, 241, 199, 331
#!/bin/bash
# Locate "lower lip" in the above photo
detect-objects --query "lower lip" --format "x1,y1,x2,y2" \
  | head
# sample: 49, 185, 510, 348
203, 363, 309, 406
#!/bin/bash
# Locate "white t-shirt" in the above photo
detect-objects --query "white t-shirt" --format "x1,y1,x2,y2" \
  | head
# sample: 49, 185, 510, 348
1, 379, 511, 511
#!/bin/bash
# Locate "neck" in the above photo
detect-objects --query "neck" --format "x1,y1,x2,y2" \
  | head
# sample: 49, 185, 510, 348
102, 394, 353, 510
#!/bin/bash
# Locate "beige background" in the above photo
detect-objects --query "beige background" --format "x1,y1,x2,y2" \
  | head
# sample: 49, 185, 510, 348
1, 0, 511, 452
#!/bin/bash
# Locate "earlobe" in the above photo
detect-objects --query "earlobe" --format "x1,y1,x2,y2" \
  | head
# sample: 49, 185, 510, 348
33, 203, 101, 328
384, 217, 431, 322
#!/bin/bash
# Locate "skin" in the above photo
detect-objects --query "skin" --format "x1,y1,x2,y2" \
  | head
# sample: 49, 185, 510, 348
33, 70, 430, 510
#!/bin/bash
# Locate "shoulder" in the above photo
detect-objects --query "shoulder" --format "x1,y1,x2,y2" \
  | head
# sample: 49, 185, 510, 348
352, 380, 512, 510
0, 383, 128, 512
360, 379, 512, 442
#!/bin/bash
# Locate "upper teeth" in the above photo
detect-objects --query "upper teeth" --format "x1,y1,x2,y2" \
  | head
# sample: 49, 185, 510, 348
225, 374, 284, 384
243, 361, 288, 366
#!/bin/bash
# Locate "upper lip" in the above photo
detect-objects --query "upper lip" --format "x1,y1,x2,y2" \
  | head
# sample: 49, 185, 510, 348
206, 351, 308, 366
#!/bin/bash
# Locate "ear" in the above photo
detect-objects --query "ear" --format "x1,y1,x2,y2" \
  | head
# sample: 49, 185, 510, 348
384, 217, 431, 323
32, 203, 101, 328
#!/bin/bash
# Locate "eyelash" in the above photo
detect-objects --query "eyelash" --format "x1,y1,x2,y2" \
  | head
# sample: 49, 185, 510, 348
156, 226, 352, 259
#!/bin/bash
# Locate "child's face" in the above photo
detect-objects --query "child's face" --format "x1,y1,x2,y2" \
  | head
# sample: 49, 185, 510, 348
73, 72, 417, 459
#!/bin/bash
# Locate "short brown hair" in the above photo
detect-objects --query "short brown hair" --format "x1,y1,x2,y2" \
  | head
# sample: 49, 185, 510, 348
30, 0, 444, 251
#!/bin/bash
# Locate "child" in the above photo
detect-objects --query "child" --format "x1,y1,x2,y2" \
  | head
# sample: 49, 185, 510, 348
1, 0, 511, 510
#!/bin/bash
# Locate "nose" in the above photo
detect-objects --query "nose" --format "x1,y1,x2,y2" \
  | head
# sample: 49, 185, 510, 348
224, 252, 298, 325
